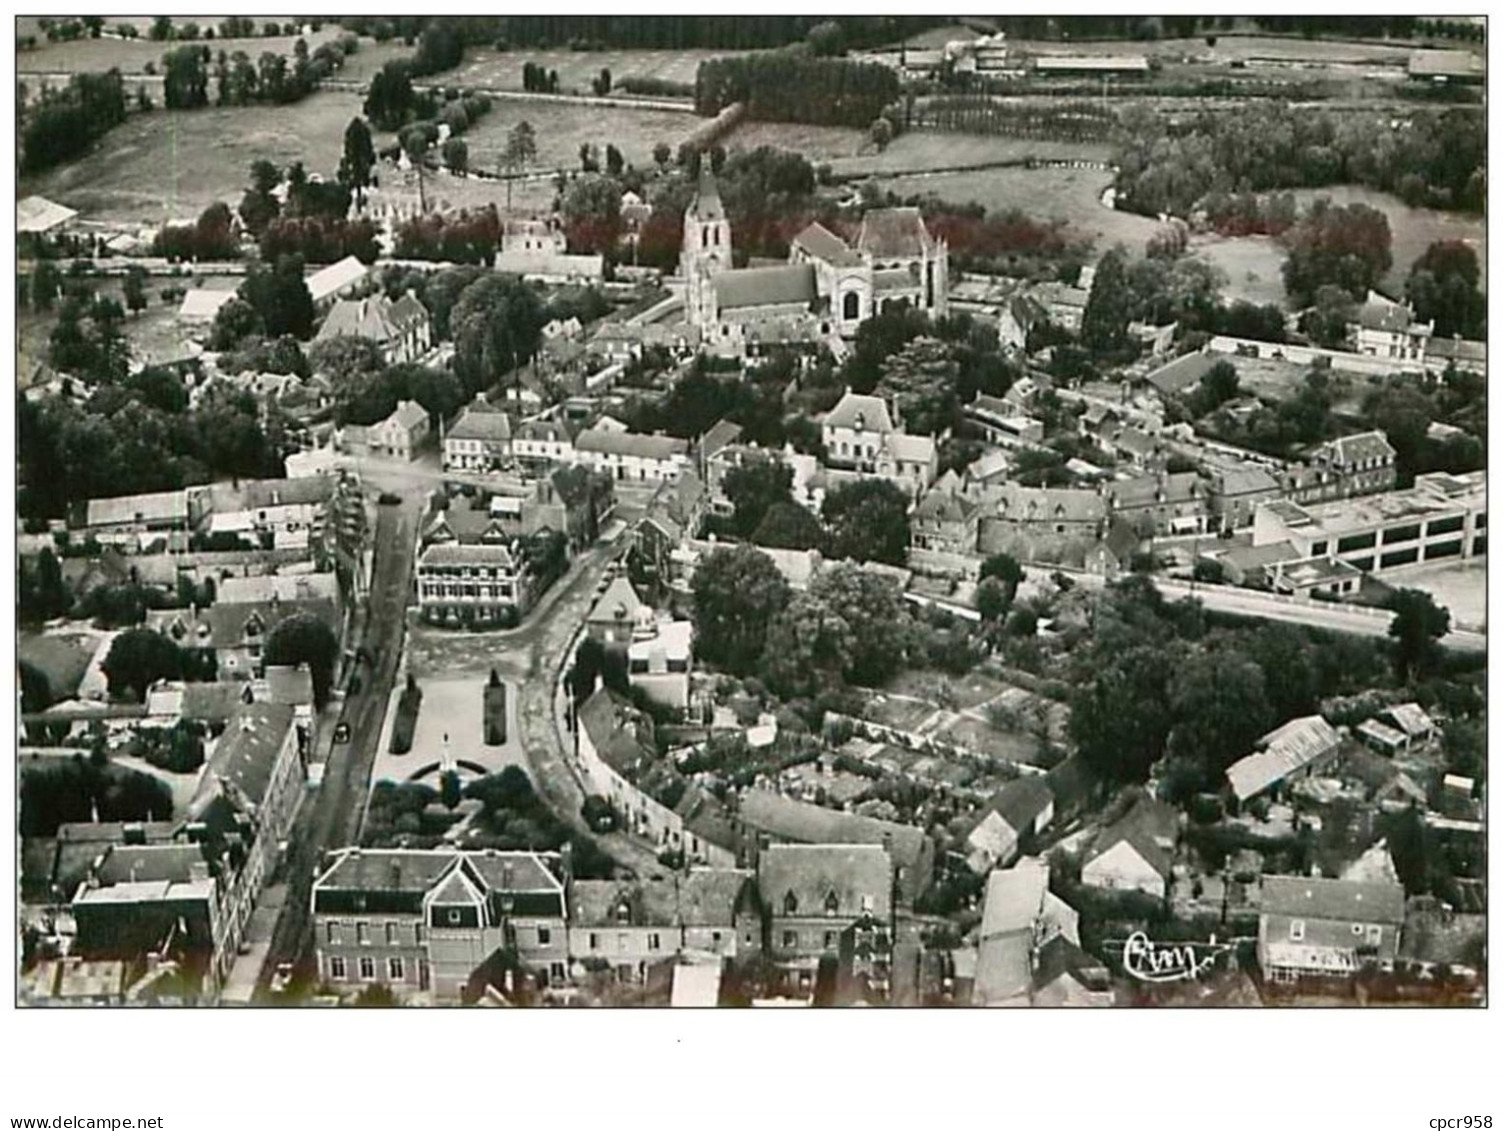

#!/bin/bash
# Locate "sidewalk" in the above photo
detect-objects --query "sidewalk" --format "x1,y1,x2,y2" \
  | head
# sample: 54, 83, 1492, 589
219, 884, 287, 1006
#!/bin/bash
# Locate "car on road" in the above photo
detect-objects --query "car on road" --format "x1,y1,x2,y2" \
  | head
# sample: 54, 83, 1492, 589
333, 722, 351, 743
270, 963, 295, 994
378, 491, 402, 505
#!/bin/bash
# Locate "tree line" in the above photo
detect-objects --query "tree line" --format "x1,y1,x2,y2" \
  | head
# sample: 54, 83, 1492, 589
916, 96, 1115, 143
695, 49, 900, 129
19, 69, 127, 174
1114, 103, 1485, 218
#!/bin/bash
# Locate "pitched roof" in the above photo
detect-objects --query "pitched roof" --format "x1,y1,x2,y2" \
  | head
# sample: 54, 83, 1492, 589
305, 256, 368, 305
217, 572, 339, 605
1384, 702, 1435, 738
825, 390, 896, 433
1145, 350, 1220, 396
713, 264, 818, 311
86, 490, 189, 528
978, 858, 1050, 939
676, 869, 754, 926
587, 576, 647, 626
570, 878, 679, 927
791, 221, 862, 267
419, 542, 519, 569
576, 687, 656, 782
18, 195, 79, 234
1105, 471, 1202, 511
1260, 875, 1405, 925
447, 401, 513, 442
990, 776, 1053, 833
857, 208, 936, 258
1087, 798, 1177, 880
698, 418, 744, 462
1033, 934, 1110, 991
1225, 715, 1342, 802
1322, 430, 1396, 468
194, 701, 296, 811
380, 399, 428, 433
1355, 299, 1414, 333
914, 479, 979, 525
515, 418, 578, 444
675, 786, 738, 852
575, 428, 689, 461
737, 790, 927, 878
756, 843, 892, 921
688, 171, 726, 223
95, 844, 206, 886
985, 482, 1105, 525
885, 432, 937, 465
1212, 464, 1280, 497
178, 289, 237, 320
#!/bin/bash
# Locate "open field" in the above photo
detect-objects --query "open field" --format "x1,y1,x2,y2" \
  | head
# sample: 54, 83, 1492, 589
1190, 233, 1288, 307
431, 46, 729, 97
878, 164, 1161, 249
458, 98, 702, 174
1286, 185, 1486, 293
19, 89, 369, 225
16, 24, 344, 75
833, 131, 1113, 178
728, 121, 868, 161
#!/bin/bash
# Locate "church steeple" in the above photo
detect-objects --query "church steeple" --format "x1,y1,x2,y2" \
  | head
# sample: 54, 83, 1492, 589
681, 170, 732, 331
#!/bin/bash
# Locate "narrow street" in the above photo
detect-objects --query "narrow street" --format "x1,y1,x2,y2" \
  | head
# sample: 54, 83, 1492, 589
253, 495, 420, 1000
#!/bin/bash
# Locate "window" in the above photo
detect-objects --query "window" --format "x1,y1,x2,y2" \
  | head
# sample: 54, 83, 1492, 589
1289, 920, 1305, 942
617, 932, 629, 952
328, 956, 346, 980
359, 956, 376, 981
446, 909, 462, 926
823, 931, 837, 950
1367, 926, 1382, 946
550, 962, 566, 984
1310, 540, 1328, 557
1382, 523, 1421, 546
326, 921, 341, 945
1426, 514, 1463, 537
356, 922, 369, 946
588, 932, 599, 951
782, 930, 798, 949
1380, 546, 1419, 569
415, 925, 425, 944
388, 956, 404, 981
1424, 540, 1462, 561
1336, 532, 1377, 554
385, 923, 398, 946
648, 933, 662, 951
843, 291, 860, 321
711, 931, 722, 947
824, 891, 840, 916
537, 927, 552, 947
860, 894, 874, 913
783, 891, 799, 915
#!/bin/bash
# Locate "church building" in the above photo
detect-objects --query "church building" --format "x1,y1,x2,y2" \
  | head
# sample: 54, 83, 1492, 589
679, 173, 949, 353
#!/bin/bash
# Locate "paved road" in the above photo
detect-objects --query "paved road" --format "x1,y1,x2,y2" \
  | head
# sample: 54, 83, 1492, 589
254, 494, 419, 1001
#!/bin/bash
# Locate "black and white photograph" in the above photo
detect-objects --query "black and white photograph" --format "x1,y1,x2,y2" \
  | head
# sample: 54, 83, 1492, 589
6, 6, 1496, 1122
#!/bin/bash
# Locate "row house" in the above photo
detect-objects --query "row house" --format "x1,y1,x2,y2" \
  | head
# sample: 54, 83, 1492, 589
312, 849, 569, 999
574, 687, 689, 848
973, 858, 1082, 1006
1281, 431, 1398, 505
909, 470, 982, 578
574, 427, 691, 484
512, 419, 579, 476
1101, 471, 1209, 537
147, 593, 340, 682
1206, 464, 1282, 533
69, 701, 304, 1002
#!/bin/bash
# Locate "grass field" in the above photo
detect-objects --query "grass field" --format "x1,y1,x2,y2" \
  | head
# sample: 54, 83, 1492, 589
1286, 185, 1486, 293
458, 98, 702, 174
16, 23, 344, 75
431, 45, 729, 97
1392, 560, 1486, 629
833, 132, 1113, 178
878, 164, 1161, 249
19, 89, 369, 225
1191, 233, 1288, 307
729, 121, 868, 161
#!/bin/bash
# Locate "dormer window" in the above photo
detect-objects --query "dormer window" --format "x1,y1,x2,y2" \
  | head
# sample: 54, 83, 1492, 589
784, 891, 799, 916
616, 900, 631, 924
824, 891, 839, 915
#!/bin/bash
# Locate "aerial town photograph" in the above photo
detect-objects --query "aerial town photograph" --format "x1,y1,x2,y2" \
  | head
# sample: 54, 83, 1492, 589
12, 12, 1488, 1015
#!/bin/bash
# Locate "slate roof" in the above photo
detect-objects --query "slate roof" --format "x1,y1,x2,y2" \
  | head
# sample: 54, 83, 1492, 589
1086, 798, 1178, 881
448, 401, 513, 443
676, 869, 754, 926
914, 479, 979, 524
1355, 299, 1414, 333
18, 195, 78, 234
698, 418, 744, 462
688, 171, 726, 223
514, 418, 578, 445
1322, 430, 1396, 468
978, 858, 1050, 939
381, 399, 429, 433
825, 390, 896, 433
756, 844, 893, 921
737, 790, 927, 883
675, 786, 739, 853
577, 687, 656, 782
95, 844, 206, 886
857, 208, 936, 258
570, 878, 680, 928
193, 701, 296, 811
86, 490, 190, 529
1261, 875, 1405, 925
588, 576, 646, 625
178, 289, 237, 320
1105, 471, 1202, 511
1034, 934, 1110, 991
985, 483, 1105, 525
713, 264, 818, 311
575, 428, 689, 461
419, 542, 519, 569
990, 776, 1053, 833
1212, 465, 1280, 498
217, 573, 339, 605
791, 221, 862, 267
1384, 702, 1435, 738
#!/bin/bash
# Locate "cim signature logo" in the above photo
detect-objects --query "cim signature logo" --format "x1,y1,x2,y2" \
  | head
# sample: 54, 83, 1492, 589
1122, 931, 1234, 984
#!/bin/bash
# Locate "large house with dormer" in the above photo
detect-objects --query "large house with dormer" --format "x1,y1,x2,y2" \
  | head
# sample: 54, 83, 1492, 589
820, 389, 939, 497
442, 396, 513, 473
680, 172, 948, 352
313, 291, 431, 364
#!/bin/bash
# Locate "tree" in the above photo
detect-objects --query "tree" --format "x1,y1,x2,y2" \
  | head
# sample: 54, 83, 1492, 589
1388, 588, 1450, 683
30, 261, 62, 311
605, 143, 625, 177
822, 478, 910, 566
690, 545, 792, 676
163, 44, 209, 108
440, 769, 463, 810
561, 174, 623, 253
764, 564, 911, 697
569, 635, 605, 703
239, 158, 282, 236
1166, 648, 1274, 783
338, 117, 377, 204
752, 501, 824, 552
1303, 284, 1357, 348
450, 274, 545, 400
123, 266, 149, 314
806, 20, 844, 56
443, 137, 469, 175
1070, 645, 1179, 785
364, 60, 415, 131
102, 628, 184, 702
1080, 248, 1132, 354
263, 613, 340, 708
502, 121, 538, 212
975, 578, 1011, 623
1405, 240, 1484, 339
652, 141, 671, 169
869, 116, 894, 151
875, 336, 957, 436
241, 254, 315, 340
723, 453, 793, 538
1282, 200, 1392, 306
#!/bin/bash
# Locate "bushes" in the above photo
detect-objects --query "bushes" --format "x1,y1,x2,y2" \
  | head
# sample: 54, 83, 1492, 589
483, 669, 507, 745
21, 755, 172, 838
390, 675, 423, 754
616, 76, 693, 99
